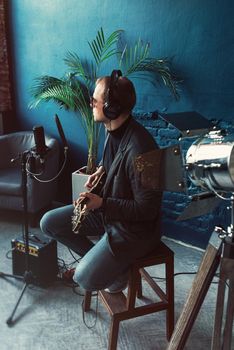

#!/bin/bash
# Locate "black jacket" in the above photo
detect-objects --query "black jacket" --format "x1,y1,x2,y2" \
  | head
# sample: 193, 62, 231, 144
102, 117, 162, 258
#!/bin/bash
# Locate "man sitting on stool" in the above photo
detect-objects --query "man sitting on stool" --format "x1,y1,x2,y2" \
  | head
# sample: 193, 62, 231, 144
40, 70, 162, 293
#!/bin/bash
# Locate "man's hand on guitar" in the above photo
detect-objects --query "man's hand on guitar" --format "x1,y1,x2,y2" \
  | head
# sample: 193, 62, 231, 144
71, 167, 106, 233
85, 166, 104, 189
78, 192, 103, 210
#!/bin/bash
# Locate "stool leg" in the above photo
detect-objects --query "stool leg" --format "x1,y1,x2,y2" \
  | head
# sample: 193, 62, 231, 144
137, 273, 143, 298
127, 268, 141, 309
108, 316, 120, 350
83, 291, 92, 312
166, 256, 175, 340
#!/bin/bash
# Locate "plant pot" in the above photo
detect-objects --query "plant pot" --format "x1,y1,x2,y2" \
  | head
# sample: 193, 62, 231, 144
72, 166, 89, 201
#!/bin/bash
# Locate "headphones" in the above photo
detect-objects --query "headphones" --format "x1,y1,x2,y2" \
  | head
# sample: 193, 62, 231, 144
103, 69, 123, 120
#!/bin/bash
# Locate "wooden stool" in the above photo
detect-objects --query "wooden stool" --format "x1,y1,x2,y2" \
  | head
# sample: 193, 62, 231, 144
84, 241, 174, 350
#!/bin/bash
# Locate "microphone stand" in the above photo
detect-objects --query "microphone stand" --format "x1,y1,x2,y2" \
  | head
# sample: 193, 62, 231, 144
0, 150, 37, 325
0, 117, 68, 325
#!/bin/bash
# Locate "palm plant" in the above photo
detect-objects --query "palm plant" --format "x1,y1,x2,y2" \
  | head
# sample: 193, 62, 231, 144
29, 28, 180, 174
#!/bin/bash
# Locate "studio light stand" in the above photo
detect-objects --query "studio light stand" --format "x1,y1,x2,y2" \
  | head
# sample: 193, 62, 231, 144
167, 198, 234, 350
135, 112, 234, 349
0, 150, 39, 325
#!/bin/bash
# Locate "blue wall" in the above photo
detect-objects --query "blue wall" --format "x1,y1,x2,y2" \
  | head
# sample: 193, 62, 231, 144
6, 0, 234, 246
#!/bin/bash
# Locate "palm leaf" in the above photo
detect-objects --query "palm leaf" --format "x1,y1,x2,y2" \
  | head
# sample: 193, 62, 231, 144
64, 52, 94, 91
64, 28, 123, 93
30, 85, 74, 110
29, 76, 65, 108
118, 39, 150, 73
29, 76, 64, 97
29, 75, 88, 111
119, 40, 180, 99
88, 27, 123, 66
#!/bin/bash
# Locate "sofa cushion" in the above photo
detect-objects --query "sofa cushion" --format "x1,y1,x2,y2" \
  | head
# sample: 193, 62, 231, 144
0, 167, 22, 196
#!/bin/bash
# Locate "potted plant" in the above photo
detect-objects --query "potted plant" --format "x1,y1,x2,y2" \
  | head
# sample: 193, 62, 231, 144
29, 27, 180, 175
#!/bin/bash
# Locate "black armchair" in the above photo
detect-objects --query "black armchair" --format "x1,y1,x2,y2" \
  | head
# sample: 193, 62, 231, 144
0, 131, 60, 225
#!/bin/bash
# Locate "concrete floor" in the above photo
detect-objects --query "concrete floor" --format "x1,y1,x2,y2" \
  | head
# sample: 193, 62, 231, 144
0, 210, 233, 350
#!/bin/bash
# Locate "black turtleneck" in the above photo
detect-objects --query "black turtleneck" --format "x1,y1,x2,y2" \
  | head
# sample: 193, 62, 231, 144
103, 116, 131, 174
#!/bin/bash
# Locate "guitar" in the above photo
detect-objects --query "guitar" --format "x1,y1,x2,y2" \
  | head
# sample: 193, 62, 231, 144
71, 171, 106, 234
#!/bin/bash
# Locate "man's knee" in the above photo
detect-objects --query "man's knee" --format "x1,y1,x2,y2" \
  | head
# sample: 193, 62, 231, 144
72, 248, 126, 291
40, 210, 56, 238
73, 258, 111, 291
73, 260, 95, 291
40, 211, 49, 233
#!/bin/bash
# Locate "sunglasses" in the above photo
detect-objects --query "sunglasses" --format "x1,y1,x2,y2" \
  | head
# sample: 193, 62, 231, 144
89, 96, 104, 108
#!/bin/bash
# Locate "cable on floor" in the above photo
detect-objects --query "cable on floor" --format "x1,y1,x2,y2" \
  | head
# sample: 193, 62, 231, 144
81, 291, 99, 329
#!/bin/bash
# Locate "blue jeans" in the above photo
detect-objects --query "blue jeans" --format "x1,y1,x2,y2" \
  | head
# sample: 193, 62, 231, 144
40, 205, 131, 291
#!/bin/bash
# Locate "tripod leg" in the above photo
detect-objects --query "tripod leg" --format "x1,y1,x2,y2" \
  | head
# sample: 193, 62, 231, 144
212, 257, 234, 350
223, 277, 234, 350
167, 230, 222, 350
6, 282, 28, 326
211, 260, 226, 350
0, 271, 24, 280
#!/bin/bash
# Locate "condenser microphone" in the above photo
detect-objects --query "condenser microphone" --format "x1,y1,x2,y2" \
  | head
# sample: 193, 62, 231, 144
55, 114, 69, 150
33, 125, 47, 158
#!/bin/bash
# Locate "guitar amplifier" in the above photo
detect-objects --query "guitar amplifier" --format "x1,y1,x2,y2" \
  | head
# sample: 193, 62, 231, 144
11, 234, 58, 286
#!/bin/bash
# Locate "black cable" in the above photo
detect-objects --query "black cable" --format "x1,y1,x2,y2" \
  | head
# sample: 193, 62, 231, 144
55, 255, 81, 289
81, 292, 99, 329
57, 249, 100, 329
67, 247, 81, 263
5, 248, 14, 259
174, 271, 197, 277
150, 271, 197, 282
31, 149, 68, 183
151, 271, 231, 290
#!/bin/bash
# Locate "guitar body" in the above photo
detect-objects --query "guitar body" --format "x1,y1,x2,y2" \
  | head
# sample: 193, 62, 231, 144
71, 171, 106, 234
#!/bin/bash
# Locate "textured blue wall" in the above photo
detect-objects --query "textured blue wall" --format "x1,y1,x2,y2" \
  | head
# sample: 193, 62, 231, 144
6, 0, 234, 247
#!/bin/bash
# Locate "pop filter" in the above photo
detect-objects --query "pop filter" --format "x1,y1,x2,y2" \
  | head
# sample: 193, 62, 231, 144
54, 114, 68, 150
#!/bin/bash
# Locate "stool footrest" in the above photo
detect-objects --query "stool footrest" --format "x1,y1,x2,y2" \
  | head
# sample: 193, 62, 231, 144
140, 268, 167, 303
100, 289, 168, 321
99, 291, 127, 315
